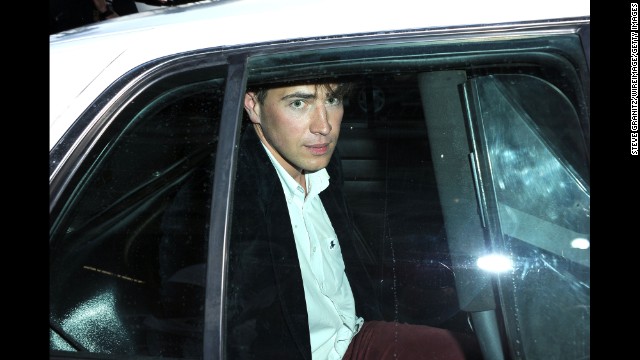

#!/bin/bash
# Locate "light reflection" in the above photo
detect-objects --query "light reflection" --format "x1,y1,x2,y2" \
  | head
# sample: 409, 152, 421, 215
59, 290, 133, 353
83, 265, 145, 284
570, 238, 590, 250
477, 253, 514, 273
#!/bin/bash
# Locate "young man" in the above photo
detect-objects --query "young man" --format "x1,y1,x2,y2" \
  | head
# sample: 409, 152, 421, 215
226, 80, 482, 359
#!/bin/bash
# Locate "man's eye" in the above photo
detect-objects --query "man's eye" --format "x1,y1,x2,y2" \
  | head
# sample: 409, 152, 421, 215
291, 100, 305, 109
327, 97, 341, 106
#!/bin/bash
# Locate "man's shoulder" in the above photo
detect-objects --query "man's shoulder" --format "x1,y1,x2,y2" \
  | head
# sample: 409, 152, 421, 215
236, 127, 282, 205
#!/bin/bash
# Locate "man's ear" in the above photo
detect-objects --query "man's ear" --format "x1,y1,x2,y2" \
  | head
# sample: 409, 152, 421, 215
244, 92, 261, 124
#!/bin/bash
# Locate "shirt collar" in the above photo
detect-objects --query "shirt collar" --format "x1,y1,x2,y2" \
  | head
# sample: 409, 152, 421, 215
260, 142, 330, 201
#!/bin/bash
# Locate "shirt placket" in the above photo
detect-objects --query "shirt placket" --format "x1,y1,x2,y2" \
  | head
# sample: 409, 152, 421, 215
302, 194, 326, 292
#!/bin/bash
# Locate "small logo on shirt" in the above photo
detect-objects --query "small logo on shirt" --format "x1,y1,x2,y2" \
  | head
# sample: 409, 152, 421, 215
330, 240, 335, 249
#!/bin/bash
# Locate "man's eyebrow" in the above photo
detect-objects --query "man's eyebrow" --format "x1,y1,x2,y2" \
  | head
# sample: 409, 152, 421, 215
280, 91, 316, 101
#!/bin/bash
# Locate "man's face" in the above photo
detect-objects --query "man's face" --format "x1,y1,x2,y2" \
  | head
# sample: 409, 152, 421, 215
244, 84, 344, 178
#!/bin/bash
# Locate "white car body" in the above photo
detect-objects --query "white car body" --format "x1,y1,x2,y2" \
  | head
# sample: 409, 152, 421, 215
50, 0, 589, 151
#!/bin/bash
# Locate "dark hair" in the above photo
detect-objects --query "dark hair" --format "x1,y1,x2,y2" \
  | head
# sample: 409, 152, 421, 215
249, 80, 353, 104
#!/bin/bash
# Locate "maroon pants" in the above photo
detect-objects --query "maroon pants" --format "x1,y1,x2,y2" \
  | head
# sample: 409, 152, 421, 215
343, 321, 483, 360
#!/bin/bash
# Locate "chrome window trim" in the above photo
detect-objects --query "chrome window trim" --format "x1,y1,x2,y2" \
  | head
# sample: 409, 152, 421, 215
204, 54, 248, 360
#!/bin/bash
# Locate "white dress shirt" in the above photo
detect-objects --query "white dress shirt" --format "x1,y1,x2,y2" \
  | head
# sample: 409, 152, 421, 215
262, 144, 363, 360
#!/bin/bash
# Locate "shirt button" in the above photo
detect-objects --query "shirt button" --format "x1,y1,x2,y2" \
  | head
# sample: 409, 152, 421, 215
312, 246, 317, 252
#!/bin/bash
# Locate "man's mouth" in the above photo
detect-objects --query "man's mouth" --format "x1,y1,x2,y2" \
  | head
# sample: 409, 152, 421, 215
306, 143, 329, 155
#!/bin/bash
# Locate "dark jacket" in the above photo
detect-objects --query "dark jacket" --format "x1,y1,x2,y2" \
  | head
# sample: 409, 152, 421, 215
226, 126, 382, 359
157, 126, 381, 358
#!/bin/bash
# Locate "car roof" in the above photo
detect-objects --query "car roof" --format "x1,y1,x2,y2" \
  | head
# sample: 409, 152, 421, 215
49, 0, 589, 150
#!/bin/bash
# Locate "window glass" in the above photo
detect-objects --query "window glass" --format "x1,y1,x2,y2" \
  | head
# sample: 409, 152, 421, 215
463, 74, 590, 359
339, 73, 455, 325
49, 67, 226, 359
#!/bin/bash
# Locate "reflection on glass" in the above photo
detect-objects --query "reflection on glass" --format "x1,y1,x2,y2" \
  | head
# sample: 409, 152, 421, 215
470, 74, 590, 359
476, 253, 514, 273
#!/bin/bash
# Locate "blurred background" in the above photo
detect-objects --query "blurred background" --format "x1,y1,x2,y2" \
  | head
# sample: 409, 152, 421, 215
49, 0, 208, 34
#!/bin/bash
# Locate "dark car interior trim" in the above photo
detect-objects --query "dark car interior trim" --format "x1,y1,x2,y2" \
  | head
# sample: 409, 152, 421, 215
203, 53, 249, 360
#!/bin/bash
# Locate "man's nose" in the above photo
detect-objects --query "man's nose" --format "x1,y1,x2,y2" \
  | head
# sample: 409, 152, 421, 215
309, 104, 332, 135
